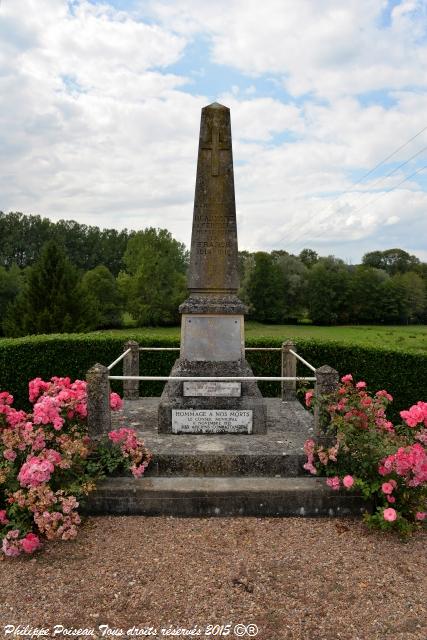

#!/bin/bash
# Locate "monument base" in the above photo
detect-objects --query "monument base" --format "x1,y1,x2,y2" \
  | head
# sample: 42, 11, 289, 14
158, 359, 267, 434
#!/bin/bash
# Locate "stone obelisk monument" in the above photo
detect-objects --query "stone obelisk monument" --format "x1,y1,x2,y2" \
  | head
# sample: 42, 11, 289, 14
158, 102, 267, 434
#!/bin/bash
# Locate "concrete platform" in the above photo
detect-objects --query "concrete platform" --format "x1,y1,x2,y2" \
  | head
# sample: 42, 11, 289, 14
84, 397, 369, 517
112, 397, 314, 477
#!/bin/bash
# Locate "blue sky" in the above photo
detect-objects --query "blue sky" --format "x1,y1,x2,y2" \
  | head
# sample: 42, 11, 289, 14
1, 0, 427, 262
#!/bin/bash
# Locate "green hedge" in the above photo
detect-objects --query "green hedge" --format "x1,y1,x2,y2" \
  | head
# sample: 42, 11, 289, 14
0, 333, 426, 422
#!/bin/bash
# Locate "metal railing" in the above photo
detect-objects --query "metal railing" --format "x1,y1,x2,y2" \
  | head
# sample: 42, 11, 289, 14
105, 341, 318, 399
87, 340, 339, 439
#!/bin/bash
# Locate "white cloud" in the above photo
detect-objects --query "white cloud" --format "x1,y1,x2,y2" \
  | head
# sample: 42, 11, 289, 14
0, 0, 426, 264
148, 0, 427, 98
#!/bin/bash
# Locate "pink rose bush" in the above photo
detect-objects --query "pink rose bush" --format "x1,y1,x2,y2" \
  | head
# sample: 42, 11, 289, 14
108, 428, 151, 478
1, 377, 151, 557
303, 375, 427, 536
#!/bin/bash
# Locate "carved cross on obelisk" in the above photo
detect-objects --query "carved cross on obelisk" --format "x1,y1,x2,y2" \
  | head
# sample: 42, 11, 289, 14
201, 111, 230, 176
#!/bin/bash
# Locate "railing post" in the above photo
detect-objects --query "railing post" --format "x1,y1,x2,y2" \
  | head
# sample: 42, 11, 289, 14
314, 365, 339, 444
86, 363, 111, 438
281, 340, 297, 401
123, 340, 139, 400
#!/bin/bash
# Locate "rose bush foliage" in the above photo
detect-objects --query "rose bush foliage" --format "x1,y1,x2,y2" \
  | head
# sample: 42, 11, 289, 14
0, 377, 151, 556
304, 375, 427, 536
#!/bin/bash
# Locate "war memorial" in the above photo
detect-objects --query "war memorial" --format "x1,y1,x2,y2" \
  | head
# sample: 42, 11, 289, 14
86, 103, 363, 517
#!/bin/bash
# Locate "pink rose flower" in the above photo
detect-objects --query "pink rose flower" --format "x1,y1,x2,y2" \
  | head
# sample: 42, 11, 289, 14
415, 512, 426, 521
326, 476, 340, 491
3, 449, 16, 461
303, 438, 315, 455
0, 510, 9, 525
303, 461, 317, 475
375, 390, 393, 402
110, 392, 123, 411
381, 482, 394, 495
18, 456, 55, 488
21, 532, 41, 554
131, 463, 148, 478
383, 508, 397, 522
400, 401, 427, 428
341, 374, 353, 384
305, 390, 314, 408
356, 381, 367, 390
0, 391, 13, 405
343, 475, 354, 489
386, 495, 396, 503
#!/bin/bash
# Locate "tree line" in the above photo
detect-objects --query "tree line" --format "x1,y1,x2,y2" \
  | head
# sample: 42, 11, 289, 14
240, 248, 427, 325
0, 211, 425, 337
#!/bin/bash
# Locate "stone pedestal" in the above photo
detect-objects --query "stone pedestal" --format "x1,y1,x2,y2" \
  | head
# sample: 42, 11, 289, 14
158, 102, 266, 434
158, 358, 266, 434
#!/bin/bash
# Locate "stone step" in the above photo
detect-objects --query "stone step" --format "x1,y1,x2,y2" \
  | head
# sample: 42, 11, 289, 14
84, 476, 367, 517
145, 451, 306, 477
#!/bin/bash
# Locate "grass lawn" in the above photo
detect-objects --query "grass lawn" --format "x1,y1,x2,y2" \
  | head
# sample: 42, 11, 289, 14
89, 322, 427, 354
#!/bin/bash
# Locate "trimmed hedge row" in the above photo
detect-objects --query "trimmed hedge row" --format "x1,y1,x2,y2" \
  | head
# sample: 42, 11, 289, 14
0, 333, 426, 422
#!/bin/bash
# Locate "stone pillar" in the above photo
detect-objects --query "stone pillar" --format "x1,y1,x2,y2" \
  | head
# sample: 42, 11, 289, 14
314, 365, 339, 444
123, 340, 139, 400
86, 363, 111, 438
281, 340, 297, 401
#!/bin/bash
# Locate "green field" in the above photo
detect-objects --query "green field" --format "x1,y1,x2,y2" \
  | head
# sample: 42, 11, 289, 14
87, 322, 427, 354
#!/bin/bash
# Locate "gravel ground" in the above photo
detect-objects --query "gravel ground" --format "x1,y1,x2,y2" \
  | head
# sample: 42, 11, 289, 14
0, 516, 426, 640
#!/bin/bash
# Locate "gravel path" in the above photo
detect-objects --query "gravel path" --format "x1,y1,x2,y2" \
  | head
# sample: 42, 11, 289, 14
0, 516, 426, 640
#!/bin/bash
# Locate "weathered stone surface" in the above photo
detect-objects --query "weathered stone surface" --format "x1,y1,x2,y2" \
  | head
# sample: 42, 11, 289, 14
158, 359, 267, 434
180, 314, 244, 361
172, 408, 253, 434
84, 476, 369, 517
179, 294, 246, 314
123, 340, 139, 399
86, 363, 111, 437
282, 340, 297, 401
314, 364, 339, 444
118, 397, 313, 476
187, 102, 239, 296
158, 102, 266, 434
183, 381, 241, 397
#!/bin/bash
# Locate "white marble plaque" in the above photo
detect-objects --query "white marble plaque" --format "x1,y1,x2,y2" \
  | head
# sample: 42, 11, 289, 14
172, 409, 252, 433
183, 381, 241, 397
180, 315, 244, 361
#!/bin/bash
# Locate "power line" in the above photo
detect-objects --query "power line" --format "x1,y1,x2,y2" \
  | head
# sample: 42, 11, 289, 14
286, 124, 427, 250
360, 144, 427, 193
302, 163, 427, 245
288, 146, 427, 248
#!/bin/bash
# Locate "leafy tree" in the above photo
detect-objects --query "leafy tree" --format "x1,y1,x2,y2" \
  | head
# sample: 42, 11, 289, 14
393, 272, 426, 323
299, 248, 319, 268
381, 277, 409, 324
362, 248, 420, 275
0, 211, 133, 276
120, 228, 188, 326
246, 252, 286, 323
3, 241, 96, 337
349, 266, 389, 324
0, 265, 24, 335
307, 257, 351, 325
238, 251, 255, 306
0, 212, 52, 268
274, 253, 308, 321
81, 265, 123, 329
